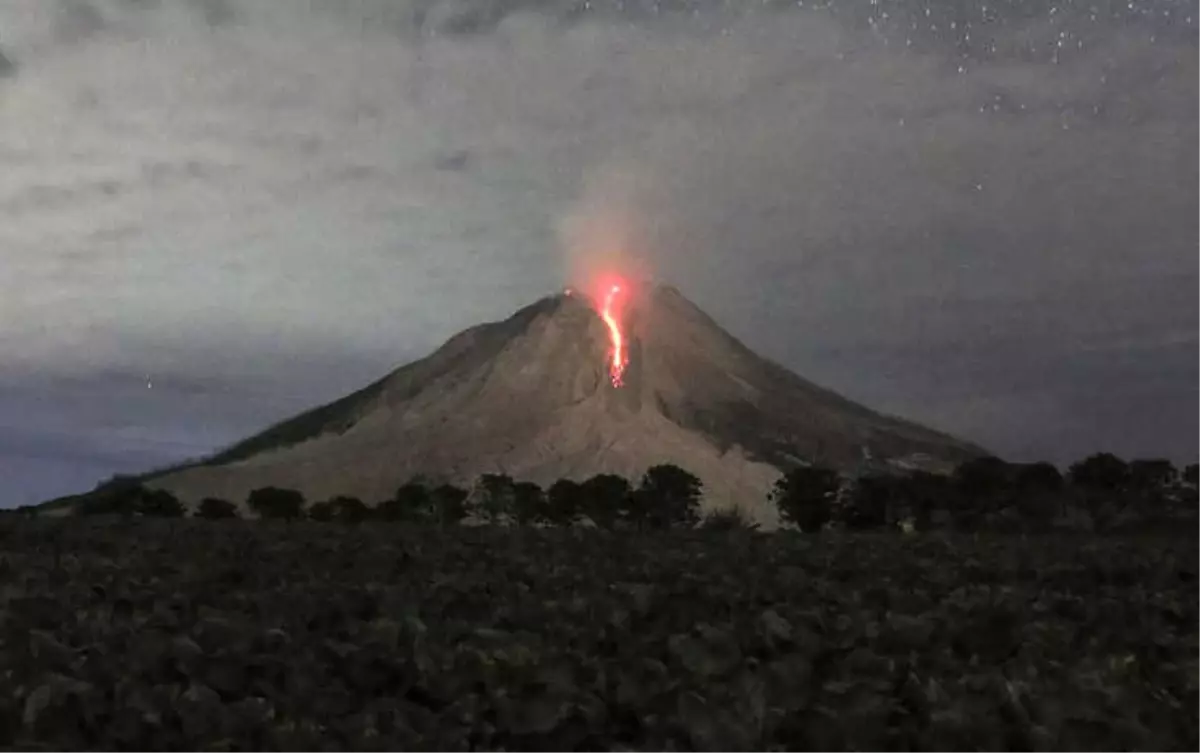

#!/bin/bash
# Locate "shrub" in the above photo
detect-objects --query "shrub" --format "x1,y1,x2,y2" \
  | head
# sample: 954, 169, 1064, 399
699, 506, 759, 531
771, 465, 841, 532
247, 487, 305, 520
197, 497, 238, 519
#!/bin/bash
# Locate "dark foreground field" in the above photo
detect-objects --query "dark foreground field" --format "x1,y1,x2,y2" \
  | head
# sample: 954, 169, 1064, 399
0, 520, 1195, 751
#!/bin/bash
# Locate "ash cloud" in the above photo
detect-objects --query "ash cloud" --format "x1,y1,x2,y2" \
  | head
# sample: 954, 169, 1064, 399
0, 0, 1195, 504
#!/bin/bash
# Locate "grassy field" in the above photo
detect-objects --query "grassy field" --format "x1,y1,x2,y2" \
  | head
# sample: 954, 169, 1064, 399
0, 519, 1195, 750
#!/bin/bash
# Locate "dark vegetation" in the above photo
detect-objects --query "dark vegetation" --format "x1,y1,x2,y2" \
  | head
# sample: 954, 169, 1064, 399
48, 454, 1198, 537
57, 464, 712, 530
768, 454, 1198, 535
1, 453, 1194, 750
0, 519, 1194, 750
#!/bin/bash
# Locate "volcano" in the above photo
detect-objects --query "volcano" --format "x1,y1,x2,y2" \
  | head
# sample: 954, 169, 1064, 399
139, 284, 984, 525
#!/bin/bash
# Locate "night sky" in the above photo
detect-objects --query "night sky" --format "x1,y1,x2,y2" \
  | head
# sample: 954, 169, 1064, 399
1, 0, 1196, 507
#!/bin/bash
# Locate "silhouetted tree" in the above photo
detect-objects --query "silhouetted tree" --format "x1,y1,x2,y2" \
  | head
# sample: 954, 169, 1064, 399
546, 479, 585, 526
477, 473, 515, 524
197, 497, 238, 519
1008, 488, 1063, 531
378, 482, 432, 522
1128, 459, 1177, 490
330, 496, 370, 523
247, 487, 305, 520
308, 500, 335, 521
881, 471, 958, 530
771, 465, 841, 532
953, 457, 1013, 497
842, 474, 897, 530
579, 474, 631, 529
1184, 463, 1199, 486
431, 483, 470, 526
700, 506, 759, 531
78, 492, 136, 517
1068, 452, 1130, 491
1114, 459, 1182, 529
1065, 453, 1132, 530
74, 481, 183, 518
631, 464, 703, 530
1012, 462, 1064, 493
511, 481, 549, 526
77, 476, 145, 517
139, 489, 184, 518
957, 462, 1058, 530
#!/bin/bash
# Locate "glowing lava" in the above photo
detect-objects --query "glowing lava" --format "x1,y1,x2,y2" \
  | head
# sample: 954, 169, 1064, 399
599, 283, 628, 388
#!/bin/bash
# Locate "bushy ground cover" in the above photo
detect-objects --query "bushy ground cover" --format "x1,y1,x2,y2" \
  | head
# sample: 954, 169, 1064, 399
0, 519, 1195, 750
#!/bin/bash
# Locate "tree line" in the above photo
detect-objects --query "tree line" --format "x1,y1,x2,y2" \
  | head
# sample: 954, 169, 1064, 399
773, 454, 1198, 534
63, 464, 718, 529
53, 453, 1200, 534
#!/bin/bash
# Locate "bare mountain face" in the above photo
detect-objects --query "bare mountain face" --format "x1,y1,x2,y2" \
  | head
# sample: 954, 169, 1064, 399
145, 284, 983, 524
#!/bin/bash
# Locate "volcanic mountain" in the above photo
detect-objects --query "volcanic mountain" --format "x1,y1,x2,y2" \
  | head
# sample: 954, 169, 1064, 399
136, 284, 983, 525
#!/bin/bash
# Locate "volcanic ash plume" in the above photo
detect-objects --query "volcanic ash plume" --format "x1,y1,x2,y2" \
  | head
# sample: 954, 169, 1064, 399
557, 165, 668, 387
557, 164, 660, 296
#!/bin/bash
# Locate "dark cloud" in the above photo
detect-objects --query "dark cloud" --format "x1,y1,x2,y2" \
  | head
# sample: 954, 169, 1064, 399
0, 0, 1195, 506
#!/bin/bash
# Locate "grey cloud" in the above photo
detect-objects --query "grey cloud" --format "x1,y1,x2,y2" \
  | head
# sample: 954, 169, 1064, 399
0, 0, 1195, 505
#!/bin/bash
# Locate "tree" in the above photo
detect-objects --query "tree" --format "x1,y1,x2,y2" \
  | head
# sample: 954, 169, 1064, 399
330, 496, 370, 523
1062, 454, 1133, 532
579, 474, 631, 529
197, 497, 238, 519
842, 474, 897, 531
771, 465, 841, 532
1012, 462, 1064, 493
1128, 459, 1177, 490
630, 464, 703, 530
78, 493, 135, 517
992, 463, 1064, 530
546, 479, 585, 526
308, 500, 336, 522
700, 506, 759, 531
953, 456, 1013, 497
77, 476, 146, 517
476, 474, 515, 524
75, 482, 184, 518
378, 482, 432, 522
1068, 453, 1130, 491
430, 484, 470, 526
247, 487, 305, 520
138, 489, 185, 518
1184, 463, 1199, 486
908, 471, 961, 528
511, 481, 549, 526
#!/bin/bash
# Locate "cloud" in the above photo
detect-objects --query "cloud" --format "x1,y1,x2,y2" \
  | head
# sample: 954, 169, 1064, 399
0, 0, 1195, 503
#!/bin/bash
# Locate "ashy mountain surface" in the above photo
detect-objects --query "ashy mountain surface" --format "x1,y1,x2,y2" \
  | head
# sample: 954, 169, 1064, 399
113, 283, 982, 525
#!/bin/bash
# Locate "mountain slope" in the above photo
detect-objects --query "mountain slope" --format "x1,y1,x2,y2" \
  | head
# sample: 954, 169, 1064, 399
130, 284, 983, 525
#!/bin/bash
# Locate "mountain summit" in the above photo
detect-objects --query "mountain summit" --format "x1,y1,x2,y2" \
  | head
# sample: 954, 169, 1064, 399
144, 284, 983, 524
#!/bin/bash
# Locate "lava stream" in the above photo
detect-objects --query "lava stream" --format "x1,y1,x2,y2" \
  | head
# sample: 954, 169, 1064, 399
600, 284, 628, 387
